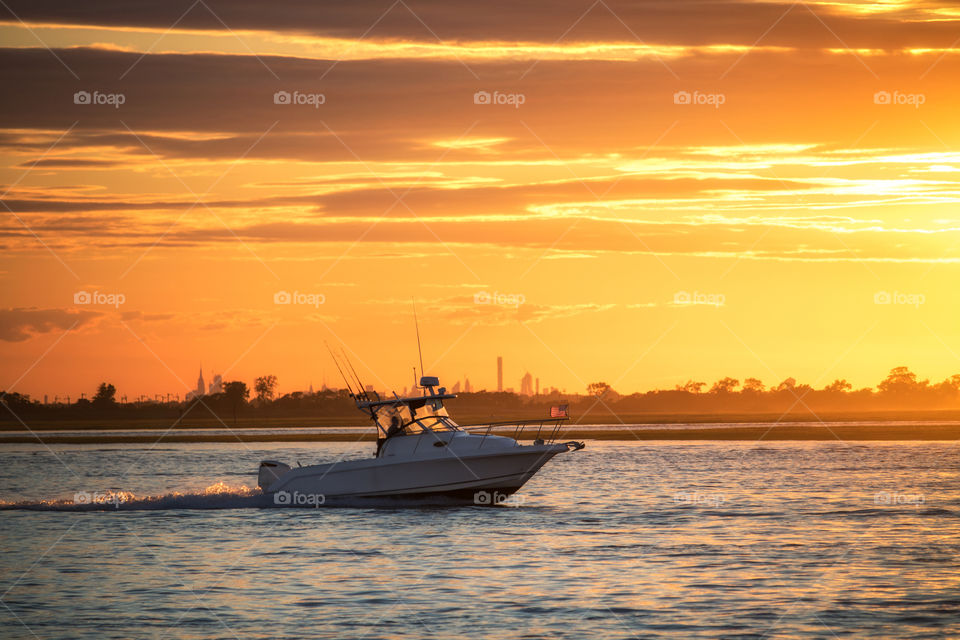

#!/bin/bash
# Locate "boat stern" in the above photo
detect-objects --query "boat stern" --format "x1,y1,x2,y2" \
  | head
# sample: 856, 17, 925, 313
258, 460, 291, 492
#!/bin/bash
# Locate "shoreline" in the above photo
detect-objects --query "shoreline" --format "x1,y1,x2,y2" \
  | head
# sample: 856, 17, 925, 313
3, 424, 959, 443
6, 409, 960, 431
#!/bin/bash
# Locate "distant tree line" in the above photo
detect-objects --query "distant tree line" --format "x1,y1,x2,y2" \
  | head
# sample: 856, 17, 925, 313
580, 367, 960, 413
2, 367, 960, 424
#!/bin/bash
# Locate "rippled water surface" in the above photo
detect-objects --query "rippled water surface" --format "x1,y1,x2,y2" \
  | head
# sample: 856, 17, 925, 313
1, 441, 958, 639
3, 420, 959, 441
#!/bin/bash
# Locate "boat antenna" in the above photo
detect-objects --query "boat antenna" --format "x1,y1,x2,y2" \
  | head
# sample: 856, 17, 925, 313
325, 342, 355, 396
413, 299, 425, 382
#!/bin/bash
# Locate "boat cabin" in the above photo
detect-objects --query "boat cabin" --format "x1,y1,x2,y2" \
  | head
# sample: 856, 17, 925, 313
357, 376, 460, 439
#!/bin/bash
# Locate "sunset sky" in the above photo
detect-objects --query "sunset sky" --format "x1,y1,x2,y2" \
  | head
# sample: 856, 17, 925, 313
2, 0, 960, 400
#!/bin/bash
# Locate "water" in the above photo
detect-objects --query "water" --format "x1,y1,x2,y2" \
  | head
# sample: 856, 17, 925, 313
1, 441, 957, 638
3, 420, 959, 442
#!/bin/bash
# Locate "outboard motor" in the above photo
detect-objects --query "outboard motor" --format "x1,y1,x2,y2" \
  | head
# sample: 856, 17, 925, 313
258, 460, 291, 491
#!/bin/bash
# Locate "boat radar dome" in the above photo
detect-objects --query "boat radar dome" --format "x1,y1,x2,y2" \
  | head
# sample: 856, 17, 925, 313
420, 376, 439, 387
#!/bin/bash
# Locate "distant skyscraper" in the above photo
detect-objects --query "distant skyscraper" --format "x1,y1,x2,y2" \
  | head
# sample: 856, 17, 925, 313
535, 378, 540, 396
520, 372, 533, 396
208, 373, 223, 395
196, 367, 205, 397
464, 377, 472, 393
497, 356, 503, 392
451, 380, 461, 393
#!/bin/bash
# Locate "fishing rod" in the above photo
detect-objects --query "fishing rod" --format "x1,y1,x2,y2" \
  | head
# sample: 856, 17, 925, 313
325, 342, 355, 396
341, 347, 369, 401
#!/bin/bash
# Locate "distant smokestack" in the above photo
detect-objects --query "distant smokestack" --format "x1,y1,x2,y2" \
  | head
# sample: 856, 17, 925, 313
497, 356, 503, 392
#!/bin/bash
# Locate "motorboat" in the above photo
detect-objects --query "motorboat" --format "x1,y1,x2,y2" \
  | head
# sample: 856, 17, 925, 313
257, 376, 584, 504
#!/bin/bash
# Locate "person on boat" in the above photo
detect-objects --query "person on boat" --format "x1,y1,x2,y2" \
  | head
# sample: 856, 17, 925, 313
376, 415, 404, 457
386, 415, 403, 437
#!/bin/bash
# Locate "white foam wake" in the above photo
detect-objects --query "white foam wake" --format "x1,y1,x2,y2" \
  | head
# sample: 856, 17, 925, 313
0, 482, 270, 511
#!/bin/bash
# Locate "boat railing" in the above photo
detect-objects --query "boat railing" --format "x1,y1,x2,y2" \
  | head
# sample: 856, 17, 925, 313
460, 417, 570, 446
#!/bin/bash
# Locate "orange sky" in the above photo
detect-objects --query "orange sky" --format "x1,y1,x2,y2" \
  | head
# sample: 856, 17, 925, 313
2, 0, 960, 400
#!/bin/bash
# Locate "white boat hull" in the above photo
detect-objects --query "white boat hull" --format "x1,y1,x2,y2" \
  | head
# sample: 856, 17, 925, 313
261, 432, 573, 500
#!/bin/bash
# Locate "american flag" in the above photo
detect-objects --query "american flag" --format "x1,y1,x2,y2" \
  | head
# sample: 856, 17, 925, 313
550, 404, 569, 418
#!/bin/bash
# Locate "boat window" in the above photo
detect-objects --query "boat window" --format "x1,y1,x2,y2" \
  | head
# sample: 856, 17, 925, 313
372, 397, 459, 435
402, 417, 426, 434
410, 401, 459, 432
373, 403, 413, 434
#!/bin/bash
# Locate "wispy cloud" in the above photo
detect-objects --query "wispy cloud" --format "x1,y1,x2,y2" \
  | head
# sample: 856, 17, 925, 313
0, 307, 101, 341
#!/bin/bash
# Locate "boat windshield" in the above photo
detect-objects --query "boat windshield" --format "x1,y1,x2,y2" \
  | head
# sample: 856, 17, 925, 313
372, 398, 459, 436
410, 400, 459, 432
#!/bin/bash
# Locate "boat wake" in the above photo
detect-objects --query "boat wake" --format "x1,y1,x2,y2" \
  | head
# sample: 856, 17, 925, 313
0, 481, 494, 511
0, 482, 270, 511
